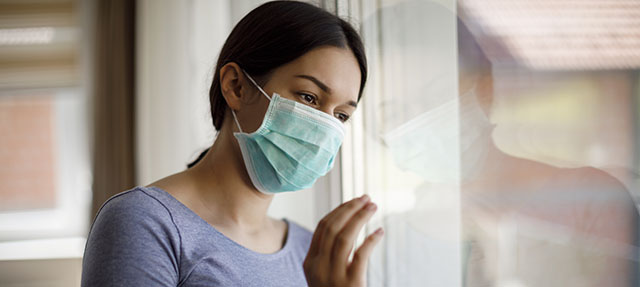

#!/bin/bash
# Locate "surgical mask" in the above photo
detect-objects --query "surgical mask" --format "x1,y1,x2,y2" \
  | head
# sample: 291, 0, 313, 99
230, 70, 345, 194
382, 87, 493, 182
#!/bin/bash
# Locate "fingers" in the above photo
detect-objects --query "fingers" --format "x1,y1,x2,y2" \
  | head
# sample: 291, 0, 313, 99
307, 219, 323, 257
304, 195, 384, 287
331, 201, 378, 270
317, 195, 371, 258
348, 227, 384, 279
308, 195, 370, 258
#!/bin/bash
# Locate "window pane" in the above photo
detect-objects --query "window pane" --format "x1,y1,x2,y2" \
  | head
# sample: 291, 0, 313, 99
0, 0, 90, 241
360, 0, 463, 286
358, 0, 640, 286
0, 95, 57, 211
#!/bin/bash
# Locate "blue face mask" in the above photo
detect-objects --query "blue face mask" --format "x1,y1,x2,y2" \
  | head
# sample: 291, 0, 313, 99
230, 70, 345, 194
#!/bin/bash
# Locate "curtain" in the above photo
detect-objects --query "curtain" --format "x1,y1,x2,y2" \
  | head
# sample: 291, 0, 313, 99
91, 0, 136, 220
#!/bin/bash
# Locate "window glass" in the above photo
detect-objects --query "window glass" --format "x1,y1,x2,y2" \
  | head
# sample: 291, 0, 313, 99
355, 0, 640, 286
0, 0, 90, 241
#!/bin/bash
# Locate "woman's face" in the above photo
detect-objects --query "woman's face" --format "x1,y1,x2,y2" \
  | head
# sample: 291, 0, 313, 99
238, 46, 362, 133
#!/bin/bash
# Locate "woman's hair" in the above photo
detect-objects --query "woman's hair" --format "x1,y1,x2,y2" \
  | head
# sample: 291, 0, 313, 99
188, 0, 367, 168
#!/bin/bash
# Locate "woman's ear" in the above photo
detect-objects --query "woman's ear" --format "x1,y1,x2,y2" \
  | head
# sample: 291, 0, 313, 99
220, 62, 249, 112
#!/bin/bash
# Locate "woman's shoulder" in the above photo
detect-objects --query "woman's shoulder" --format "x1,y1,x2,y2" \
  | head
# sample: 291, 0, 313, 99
91, 186, 180, 233
83, 186, 182, 285
99, 186, 171, 212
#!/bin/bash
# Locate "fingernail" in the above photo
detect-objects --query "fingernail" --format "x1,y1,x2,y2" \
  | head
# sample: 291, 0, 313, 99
375, 228, 384, 235
360, 194, 370, 202
366, 202, 377, 211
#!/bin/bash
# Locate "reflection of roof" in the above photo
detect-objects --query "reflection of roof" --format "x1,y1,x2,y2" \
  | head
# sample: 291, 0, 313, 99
458, 0, 640, 70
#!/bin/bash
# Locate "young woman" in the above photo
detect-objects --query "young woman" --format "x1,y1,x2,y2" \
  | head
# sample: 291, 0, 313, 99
81, 1, 384, 286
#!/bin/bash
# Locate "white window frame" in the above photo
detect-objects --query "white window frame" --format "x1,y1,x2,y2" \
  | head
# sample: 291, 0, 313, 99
0, 0, 94, 244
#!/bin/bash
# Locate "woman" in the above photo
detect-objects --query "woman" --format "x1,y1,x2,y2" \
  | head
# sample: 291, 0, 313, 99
81, 1, 383, 286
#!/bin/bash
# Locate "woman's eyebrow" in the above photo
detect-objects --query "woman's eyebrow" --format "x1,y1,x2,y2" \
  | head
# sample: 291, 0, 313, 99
295, 74, 357, 108
295, 74, 331, 94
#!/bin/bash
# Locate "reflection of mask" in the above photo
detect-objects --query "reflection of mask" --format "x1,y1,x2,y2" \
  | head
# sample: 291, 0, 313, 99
382, 87, 493, 182
231, 70, 345, 194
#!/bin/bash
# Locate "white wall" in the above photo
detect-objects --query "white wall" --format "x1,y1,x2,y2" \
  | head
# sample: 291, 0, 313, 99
0, 238, 85, 287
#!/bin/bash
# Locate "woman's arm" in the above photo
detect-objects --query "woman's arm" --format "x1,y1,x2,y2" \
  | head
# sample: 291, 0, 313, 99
81, 191, 181, 286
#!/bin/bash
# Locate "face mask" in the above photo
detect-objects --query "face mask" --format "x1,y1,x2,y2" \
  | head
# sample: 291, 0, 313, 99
230, 70, 345, 194
382, 87, 493, 182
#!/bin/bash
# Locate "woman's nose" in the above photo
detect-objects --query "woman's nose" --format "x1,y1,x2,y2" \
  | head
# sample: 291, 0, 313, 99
318, 105, 334, 117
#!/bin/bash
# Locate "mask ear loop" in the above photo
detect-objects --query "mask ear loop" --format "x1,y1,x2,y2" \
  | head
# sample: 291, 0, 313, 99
241, 69, 272, 101
232, 69, 272, 133
231, 109, 244, 133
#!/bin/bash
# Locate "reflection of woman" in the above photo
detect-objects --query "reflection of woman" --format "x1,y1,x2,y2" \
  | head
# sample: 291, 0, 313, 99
368, 1, 638, 286
81, 2, 383, 286
455, 12, 639, 287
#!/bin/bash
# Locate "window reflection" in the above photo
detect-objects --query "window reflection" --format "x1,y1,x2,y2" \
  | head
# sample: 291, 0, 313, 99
363, 0, 639, 286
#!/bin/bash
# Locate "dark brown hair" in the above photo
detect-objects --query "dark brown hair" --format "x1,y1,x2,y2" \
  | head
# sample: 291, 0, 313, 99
188, 1, 367, 168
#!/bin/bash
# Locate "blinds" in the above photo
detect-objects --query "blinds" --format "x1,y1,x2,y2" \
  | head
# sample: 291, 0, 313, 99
0, 0, 78, 90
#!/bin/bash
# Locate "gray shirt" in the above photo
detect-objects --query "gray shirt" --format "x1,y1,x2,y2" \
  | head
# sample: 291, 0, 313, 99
82, 186, 313, 286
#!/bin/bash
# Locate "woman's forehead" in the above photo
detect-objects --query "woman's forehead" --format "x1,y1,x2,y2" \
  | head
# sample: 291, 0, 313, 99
274, 46, 361, 103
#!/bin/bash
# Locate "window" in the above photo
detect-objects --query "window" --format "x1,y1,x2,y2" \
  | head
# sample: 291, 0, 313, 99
336, 0, 640, 286
0, 0, 91, 241
0, 1, 90, 285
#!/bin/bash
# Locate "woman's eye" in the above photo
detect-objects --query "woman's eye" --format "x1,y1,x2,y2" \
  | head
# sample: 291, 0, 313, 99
299, 93, 317, 105
335, 112, 350, 123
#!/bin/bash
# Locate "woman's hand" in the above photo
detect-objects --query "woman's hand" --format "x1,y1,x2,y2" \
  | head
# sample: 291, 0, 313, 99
303, 195, 384, 287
